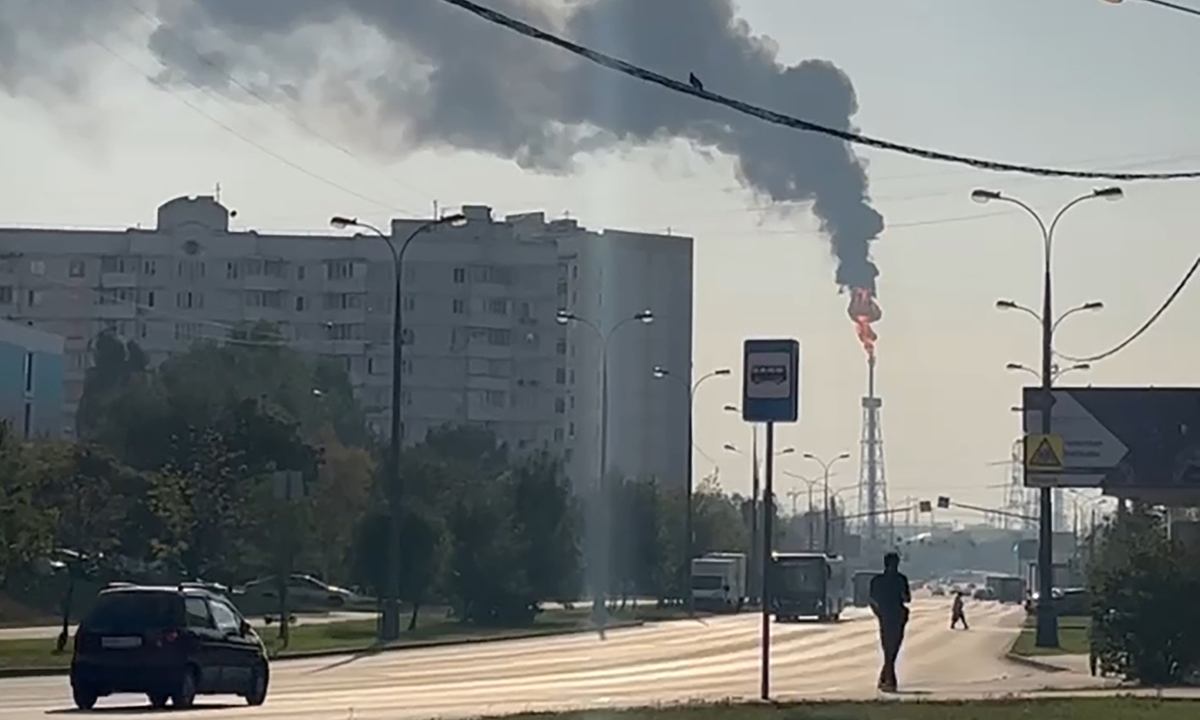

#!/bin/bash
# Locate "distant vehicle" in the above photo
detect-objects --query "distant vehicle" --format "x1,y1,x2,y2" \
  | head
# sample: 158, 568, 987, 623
232, 573, 366, 614
771, 552, 846, 622
931, 585, 946, 596
852, 570, 878, 607
690, 553, 747, 612
70, 583, 269, 710
985, 575, 1025, 604
972, 586, 994, 601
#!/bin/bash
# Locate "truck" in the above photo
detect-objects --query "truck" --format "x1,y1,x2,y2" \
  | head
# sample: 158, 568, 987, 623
690, 552, 747, 612
771, 552, 847, 622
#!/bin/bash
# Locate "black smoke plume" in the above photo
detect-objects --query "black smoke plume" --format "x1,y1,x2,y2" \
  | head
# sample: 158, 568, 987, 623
0, 0, 884, 290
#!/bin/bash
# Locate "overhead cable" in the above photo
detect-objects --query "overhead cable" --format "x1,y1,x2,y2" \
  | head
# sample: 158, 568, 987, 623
440, 0, 1200, 182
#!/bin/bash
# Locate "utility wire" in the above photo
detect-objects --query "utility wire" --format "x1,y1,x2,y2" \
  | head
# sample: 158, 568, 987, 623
1137, 0, 1200, 19
1057, 251, 1200, 363
440, 0, 1200, 182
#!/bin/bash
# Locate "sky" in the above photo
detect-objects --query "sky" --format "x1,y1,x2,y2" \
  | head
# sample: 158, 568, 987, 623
2, 0, 1198, 521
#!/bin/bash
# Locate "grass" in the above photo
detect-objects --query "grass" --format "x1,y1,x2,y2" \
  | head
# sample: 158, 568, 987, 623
502, 699, 1200, 720
0, 603, 687, 672
1009, 615, 1091, 657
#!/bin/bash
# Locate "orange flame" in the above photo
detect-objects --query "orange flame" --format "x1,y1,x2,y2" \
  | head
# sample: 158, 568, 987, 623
848, 287, 881, 357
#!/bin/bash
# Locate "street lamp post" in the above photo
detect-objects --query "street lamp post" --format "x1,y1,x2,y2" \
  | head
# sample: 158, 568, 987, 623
972, 186, 1121, 648
803, 452, 851, 553
723, 427, 793, 602
781, 470, 824, 551
330, 212, 466, 641
652, 365, 731, 615
557, 309, 654, 626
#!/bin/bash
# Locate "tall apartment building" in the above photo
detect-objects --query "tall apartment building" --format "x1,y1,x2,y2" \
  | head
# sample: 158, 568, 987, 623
509, 213, 694, 492
0, 196, 693, 490
0, 319, 65, 438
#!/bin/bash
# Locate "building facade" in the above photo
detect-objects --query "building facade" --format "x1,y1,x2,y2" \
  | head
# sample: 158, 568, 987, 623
0, 319, 65, 438
0, 196, 692, 490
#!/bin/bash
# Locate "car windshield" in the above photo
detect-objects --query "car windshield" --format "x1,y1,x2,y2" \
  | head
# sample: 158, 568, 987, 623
82, 592, 179, 634
691, 575, 723, 591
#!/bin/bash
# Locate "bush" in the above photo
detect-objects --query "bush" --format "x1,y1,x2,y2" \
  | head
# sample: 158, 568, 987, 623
1087, 508, 1200, 684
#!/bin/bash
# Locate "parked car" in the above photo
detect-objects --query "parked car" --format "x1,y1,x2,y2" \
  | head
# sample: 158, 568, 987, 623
232, 573, 368, 615
70, 583, 269, 710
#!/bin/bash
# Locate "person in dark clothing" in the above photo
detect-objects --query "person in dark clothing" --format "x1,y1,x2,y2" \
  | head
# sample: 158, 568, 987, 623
950, 591, 969, 629
868, 552, 910, 692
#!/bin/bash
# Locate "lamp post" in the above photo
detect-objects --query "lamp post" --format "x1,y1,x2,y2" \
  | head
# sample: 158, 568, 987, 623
803, 452, 851, 553
972, 185, 1122, 648
651, 365, 731, 615
1005, 360, 1093, 384
781, 470, 826, 550
557, 308, 654, 626
725, 432, 793, 599
330, 212, 466, 641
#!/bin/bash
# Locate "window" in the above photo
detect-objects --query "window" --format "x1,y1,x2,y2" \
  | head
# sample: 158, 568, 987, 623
245, 290, 282, 308
486, 329, 510, 346
26, 290, 43, 307
470, 265, 513, 285
452, 298, 465, 314
0, 286, 12, 304
208, 600, 241, 635
556, 368, 566, 385
556, 339, 567, 356
569, 395, 575, 409
401, 328, 414, 345
143, 259, 157, 276
176, 291, 204, 309
139, 322, 148, 339
323, 293, 363, 310
327, 323, 363, 341
295, 296, 306, 312
184, 598, 213, 629
325, 260, 356, 280
403, 296, 416, 312
177, 260, 205, 280
569, 422, 575, 437
487, 299, 508, 315
484, 390, 506, 408
555, 397, 566, 414
453, 267, 466, 283
554, 428, 564, 442
297, 265, 306, 281
30, 260, 45, 276
68, 259, 86, 278
367, 357, 375, 375
519, 302, 531, 319
572, 265, 578, 279
401, 359, 413, 375
226, 261, 239, 279
146, 291, 156, 308
23, 352, 34, 393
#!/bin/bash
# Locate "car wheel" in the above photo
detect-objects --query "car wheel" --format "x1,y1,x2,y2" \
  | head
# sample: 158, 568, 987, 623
245, 662, 269, 706
72, 684, 98, 711
148, 692, 170, 709
172, 668, 197, 709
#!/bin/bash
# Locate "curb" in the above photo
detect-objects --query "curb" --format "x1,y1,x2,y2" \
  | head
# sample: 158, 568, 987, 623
0, 619, 647, 680
1004, 652, 1070, 673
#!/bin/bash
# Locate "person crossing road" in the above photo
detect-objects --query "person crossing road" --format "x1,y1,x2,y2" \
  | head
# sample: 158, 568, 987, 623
950, 591, 969, 630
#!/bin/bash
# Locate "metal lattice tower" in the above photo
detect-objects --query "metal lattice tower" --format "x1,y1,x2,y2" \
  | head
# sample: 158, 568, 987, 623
858, 354, 889, 543
1003, 438, 1030, 531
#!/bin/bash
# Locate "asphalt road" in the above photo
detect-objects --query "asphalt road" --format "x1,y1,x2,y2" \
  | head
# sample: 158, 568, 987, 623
1, 598, 1138, 719
0, 612, 381, 641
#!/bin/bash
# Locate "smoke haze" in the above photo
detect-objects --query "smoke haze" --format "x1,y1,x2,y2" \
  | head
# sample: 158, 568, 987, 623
0, 0, 884, 291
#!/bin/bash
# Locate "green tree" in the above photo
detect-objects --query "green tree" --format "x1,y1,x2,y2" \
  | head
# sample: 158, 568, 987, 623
0, 422, 54, 587
1088, 508, 1200, 684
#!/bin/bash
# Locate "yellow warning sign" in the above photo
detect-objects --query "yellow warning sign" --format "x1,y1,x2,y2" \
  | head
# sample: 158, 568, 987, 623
1024, 434, 1065, 470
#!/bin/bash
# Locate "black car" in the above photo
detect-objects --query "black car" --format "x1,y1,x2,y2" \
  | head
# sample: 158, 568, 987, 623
70, 584, 269, 710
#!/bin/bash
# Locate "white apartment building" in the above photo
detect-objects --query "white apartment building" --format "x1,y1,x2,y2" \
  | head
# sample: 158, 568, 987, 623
0, 196, 693, 491
510, 213, 694, 492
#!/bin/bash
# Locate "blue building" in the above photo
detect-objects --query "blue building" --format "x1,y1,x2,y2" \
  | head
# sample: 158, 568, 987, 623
0, 320, 65, 439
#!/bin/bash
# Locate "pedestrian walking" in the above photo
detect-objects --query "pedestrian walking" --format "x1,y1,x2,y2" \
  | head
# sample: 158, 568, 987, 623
868, 551, 910, 692
950, 591, 969, 630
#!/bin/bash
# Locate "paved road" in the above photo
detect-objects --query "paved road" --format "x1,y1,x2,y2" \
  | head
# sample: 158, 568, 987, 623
0, 599, 1127, 719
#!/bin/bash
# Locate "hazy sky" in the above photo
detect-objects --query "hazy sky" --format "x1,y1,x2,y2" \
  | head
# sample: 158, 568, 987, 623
2, 0, 1196, 521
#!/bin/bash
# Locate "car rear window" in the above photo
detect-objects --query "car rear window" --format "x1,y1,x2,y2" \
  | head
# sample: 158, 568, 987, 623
82, 592, 181, 634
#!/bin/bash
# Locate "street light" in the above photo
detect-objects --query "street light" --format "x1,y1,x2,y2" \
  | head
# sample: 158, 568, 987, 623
803, 452, 852, 553
556, 308, 654, 626
781, 470, 829, 550
651, 364, 732, 615
329, 211, 466, 642
974, 185, 1122, 649
1006, 361, 1091, 383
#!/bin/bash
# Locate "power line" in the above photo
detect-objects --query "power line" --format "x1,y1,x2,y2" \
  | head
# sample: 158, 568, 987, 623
440, 0, 1200, 182
1133, 0, 1200, 19
117, 0, 430, 215
87, 33, 410, 217
1057, 251, 1200, 363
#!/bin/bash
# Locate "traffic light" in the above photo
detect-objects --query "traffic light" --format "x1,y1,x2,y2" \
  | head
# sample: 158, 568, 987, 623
937, 496, 950, 509
918, 500, 932, 513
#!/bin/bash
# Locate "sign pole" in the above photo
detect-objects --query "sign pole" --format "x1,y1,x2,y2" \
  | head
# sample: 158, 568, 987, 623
761, 421, 775, 701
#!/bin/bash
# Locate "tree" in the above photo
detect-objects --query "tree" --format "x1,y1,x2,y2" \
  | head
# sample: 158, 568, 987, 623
1088, 508, 1200, 684
76, 332, 147, 439
0, 422, 54, 587
309, 430, 375, 584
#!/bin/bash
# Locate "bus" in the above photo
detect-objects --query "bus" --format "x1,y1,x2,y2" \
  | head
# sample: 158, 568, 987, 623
986, 574, 1025, 604
770, 552, 847, 622
852, 570, 878, 607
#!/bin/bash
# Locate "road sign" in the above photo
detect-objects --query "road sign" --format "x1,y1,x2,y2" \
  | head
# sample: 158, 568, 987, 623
1023, 434, 1064, 470
1023, 387, 1200, 490
742, 339, 800, 423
